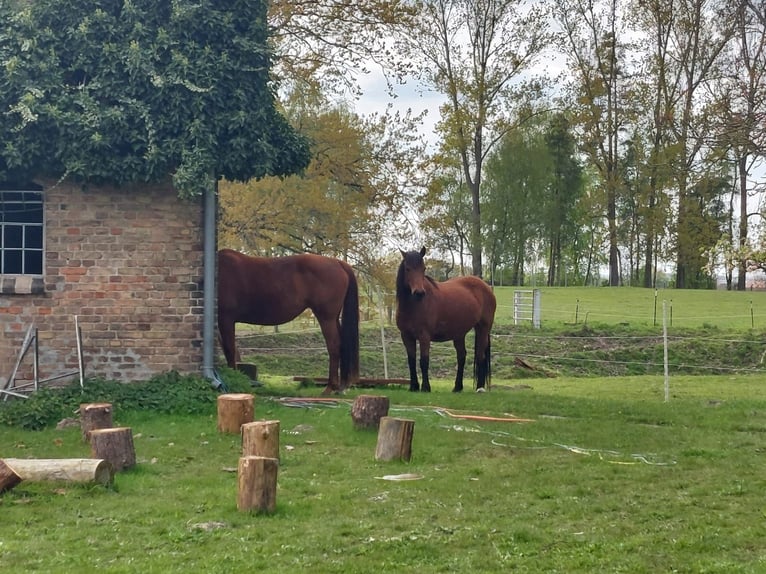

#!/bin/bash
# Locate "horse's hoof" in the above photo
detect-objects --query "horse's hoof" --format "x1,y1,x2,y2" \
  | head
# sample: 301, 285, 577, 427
476, 387, 486, 393
421, 387, 431, 393
452, 387, 463, 393
409, 387, 420, 392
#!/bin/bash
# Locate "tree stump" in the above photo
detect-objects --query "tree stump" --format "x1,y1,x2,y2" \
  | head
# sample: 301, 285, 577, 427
242, 420, 280, 460
90, 427, 136, 472
237, 455, 278, 514
0, 459, 22, 492
217, 393, 254, 434
80, 402, 114, 442
375, 416, 415, 462
351, 395, 390, 430
2, 458, 114, 486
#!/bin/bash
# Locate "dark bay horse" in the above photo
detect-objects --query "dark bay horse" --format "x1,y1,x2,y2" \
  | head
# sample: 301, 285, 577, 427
217, 248, 360, 394
395, 248, 496, 393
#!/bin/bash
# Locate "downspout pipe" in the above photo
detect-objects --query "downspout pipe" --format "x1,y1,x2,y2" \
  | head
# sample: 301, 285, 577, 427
202, 179, 227, 391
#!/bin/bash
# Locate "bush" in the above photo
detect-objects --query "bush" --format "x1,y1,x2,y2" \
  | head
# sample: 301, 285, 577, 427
0, 371, 253, 430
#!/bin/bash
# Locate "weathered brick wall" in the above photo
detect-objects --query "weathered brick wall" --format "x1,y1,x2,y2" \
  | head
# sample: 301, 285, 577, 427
0, 181, 205, 387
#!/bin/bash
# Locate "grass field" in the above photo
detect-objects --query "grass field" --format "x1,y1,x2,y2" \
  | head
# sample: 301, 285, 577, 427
3, 287, 766, 572
509, 286, 766, 329
2, 375, 766, 573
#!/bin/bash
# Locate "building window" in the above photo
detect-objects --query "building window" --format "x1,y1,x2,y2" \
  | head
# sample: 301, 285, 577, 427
1, 184, 44, 278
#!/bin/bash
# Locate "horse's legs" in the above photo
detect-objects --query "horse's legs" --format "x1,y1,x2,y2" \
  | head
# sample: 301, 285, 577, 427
452, 337, 467, 392
419, 338, 431, 392
317, 316, 343, 394
218, 316, 238, 368
401, 334, 419, 392
475, 325, 490, 390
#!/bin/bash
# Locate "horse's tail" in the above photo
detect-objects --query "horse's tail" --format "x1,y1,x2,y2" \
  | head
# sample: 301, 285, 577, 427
474, 331, 491, 390
339, 261, 360, 388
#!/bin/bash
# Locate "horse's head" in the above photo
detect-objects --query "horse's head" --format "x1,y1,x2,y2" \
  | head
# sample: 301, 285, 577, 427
397, 247, 428, 300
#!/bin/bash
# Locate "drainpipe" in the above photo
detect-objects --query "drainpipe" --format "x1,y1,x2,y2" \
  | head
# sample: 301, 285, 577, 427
202, 179, 226, 390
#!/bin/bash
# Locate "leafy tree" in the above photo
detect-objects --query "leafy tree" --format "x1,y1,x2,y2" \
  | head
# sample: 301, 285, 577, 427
543, 113, 584, 286
396, 0, 550, 278
420, 162, 473, 276
483, 121, 551, 286
0, 0, 309, 196
659, 0, 736, 288
554, 0, 628, 286
269, 0, 416, 98
707, 0, 766, 289
219, 95, 427, 284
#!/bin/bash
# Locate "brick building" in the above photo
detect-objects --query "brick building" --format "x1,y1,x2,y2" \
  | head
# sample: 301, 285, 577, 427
0, 180, 206, 389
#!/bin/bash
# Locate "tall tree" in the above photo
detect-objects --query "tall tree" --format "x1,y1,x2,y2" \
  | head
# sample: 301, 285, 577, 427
0, 0, 309, 196
483, 122, 551, 285
709, 0, 766, 289
397, 0, 549, 277
543, 113, 584, 286
554, 0, 627, 286
665, 0, 736, 288
627, 0, 679, 288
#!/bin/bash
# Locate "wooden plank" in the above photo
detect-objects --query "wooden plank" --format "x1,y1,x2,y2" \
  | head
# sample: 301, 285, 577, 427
293, 376, 409, 386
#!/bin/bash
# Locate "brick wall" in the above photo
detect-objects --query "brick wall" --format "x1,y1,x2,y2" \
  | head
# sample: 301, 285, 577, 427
0, 180, 205, 387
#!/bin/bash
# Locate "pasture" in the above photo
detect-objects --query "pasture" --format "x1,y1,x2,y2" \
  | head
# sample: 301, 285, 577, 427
2, 286, 766, 572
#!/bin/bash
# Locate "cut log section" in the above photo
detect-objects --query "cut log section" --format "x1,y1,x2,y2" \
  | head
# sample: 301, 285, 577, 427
375, 416, 415, 462
80, 402, 114, 442
241, 420, 280, 460
89, 427, 136, 472
0, 459, 22, 492
237, 455, 278, 513
217, 393, 254, 434
2, 458, 114, 486
351, 395, 390, 430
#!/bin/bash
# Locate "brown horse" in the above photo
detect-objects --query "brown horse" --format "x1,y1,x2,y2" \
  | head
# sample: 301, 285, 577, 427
217, 248, 360, 394
395, 247, 496, 393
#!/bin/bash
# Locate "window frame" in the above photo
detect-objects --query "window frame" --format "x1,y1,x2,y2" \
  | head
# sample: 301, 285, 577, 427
0, 184, 45, 294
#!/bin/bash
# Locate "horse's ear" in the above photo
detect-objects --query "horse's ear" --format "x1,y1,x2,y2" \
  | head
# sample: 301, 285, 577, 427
420, 246, 427, 257
399, 249, 406, 259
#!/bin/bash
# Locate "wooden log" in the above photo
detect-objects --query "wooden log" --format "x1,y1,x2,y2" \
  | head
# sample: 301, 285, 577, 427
293, 376, 409, 387
241, 420, 280, 460
0, 459, 22, 493
2, 458, 114, 486
237, 455, 278, 513
90, 427, 136, 472
375, 416, 415, 462
217, 393, 254, 434
80, 402, 114, 442
351, 395, 390, 430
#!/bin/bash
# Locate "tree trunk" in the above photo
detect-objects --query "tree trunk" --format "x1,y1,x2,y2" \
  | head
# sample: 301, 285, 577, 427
217, 393, 254, 434
375, 417, 415, 462
3, 458, 114, 486
237, 456, 278, 513
80, 402, 113, 442
0, 459, 22, 492
89, 427, 136, 472
241, 420, 280, 460
351, 395, 390, 430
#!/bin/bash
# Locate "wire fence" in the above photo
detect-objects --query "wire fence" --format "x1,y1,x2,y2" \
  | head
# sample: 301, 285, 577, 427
233, 308, 766, 386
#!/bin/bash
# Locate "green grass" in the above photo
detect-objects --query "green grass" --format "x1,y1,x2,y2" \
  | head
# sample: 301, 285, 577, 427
4, 287, 766, 572
494, 286, 766, 330
3, 375, 766, 573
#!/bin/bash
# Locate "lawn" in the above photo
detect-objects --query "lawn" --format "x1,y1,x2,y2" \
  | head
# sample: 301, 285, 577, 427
2, 373, 766, 573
